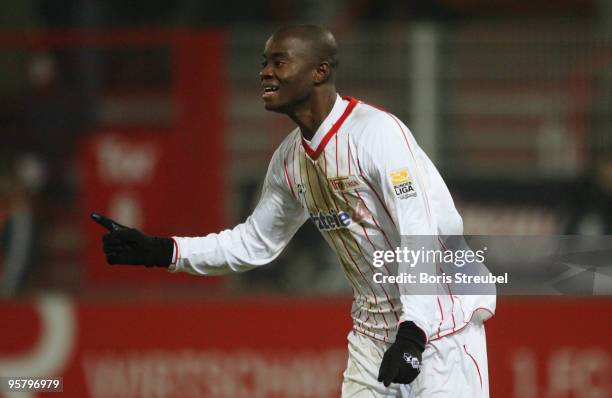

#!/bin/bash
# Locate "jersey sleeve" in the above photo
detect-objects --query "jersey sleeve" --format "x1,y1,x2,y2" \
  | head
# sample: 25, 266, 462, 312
169, 145, 308, 276
358, 111, 441, 340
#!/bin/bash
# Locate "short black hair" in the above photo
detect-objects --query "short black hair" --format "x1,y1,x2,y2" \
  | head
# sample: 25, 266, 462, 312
273, 24, 338, 72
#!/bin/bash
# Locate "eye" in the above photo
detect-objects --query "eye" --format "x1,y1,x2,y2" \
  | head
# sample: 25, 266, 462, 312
261, 60, 267, 67
274, 61, 285, 67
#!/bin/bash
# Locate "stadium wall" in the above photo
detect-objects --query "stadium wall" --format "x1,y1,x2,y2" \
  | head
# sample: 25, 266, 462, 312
1, 297, 610, 397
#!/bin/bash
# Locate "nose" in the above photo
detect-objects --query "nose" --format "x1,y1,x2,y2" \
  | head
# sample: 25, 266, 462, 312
260, 64, 272, 80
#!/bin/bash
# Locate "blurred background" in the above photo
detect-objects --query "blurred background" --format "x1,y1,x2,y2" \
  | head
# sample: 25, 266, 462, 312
1, 0, 611, 397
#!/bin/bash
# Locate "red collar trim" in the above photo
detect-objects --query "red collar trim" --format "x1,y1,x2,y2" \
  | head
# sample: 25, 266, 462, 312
301, 96, 358, 160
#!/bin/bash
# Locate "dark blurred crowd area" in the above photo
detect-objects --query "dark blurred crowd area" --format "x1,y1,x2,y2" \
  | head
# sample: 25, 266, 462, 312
2, 0, 599, 28
1, 0, 611, 297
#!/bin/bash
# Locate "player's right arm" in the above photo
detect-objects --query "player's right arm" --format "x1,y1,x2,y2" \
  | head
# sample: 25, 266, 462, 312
92, 144, 308, 275
170, 147, 307, 275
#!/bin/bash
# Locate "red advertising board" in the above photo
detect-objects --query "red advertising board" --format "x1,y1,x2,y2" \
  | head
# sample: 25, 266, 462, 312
80, 128, 226, 286
1, 297, 611, 397
1, 296, 352, 398
487, 298, 612, 398
75, 31, 226, 286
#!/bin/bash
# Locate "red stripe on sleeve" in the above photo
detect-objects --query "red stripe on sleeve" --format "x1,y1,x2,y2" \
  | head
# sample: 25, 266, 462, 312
171, 238, 179, 265
464, 344, 483, 389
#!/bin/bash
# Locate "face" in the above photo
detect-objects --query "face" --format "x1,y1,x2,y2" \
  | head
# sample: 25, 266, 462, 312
260, 34, 317, 113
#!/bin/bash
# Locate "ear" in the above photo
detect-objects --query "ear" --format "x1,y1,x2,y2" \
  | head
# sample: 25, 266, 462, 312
313, 61, 331, 84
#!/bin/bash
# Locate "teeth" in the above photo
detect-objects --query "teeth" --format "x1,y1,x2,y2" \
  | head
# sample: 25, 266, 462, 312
264, 87, 278, 92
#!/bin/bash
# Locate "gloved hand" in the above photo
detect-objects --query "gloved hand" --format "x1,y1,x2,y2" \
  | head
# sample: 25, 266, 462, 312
377, 321, 426, 387
91, 212, 173, 267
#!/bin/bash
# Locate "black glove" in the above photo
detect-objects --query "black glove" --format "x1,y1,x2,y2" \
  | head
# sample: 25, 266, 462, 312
377, 321, 426, 387
91, 212, 173, 267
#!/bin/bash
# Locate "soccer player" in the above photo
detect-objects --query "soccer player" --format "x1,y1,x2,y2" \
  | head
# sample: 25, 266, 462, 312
93, 25, 496, 397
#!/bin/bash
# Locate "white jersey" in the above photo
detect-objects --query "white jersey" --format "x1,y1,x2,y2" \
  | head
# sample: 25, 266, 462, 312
170, 95, 495, 343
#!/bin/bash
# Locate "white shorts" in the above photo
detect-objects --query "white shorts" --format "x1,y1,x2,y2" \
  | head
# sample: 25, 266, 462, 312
341, 322, 489, 398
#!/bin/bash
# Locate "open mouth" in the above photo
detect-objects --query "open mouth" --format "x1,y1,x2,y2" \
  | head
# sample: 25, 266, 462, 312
262, 86, 279, 98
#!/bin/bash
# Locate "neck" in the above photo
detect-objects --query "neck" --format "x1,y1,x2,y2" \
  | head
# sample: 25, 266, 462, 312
288, 88, 337, 141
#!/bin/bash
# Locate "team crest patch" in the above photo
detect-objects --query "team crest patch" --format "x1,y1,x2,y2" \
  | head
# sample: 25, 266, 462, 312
389, 168, 416, 199
328, 175, 364, 193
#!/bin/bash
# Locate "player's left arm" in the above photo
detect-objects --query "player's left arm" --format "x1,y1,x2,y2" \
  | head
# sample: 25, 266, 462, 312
359, 112, 439, 334
358, 112, 438, 386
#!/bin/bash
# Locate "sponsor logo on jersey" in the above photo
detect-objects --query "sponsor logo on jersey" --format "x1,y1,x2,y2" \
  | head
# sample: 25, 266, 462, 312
389, 168, 416, 199
328, 175, 365, 193
309, 210, 352, 231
